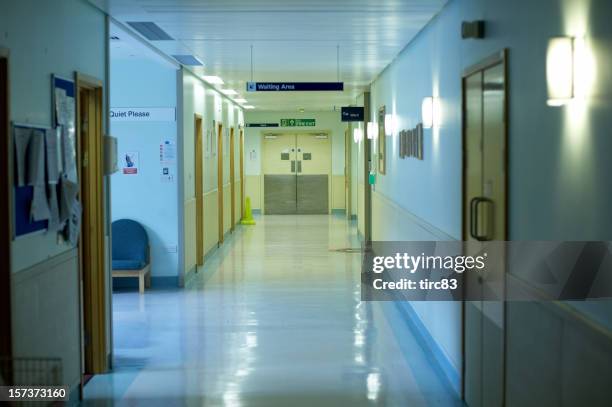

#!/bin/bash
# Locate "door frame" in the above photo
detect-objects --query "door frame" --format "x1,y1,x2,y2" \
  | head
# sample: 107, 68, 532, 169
239, 128, 244, 219
217, 122, 224, 244
0, 47, 12, 363
460, 49, 509, 402
229, 127, 235, 230
76, 72, 107, 378
194, 114, 204, 266
344, 126, 351, 219
363, 92, 372, 247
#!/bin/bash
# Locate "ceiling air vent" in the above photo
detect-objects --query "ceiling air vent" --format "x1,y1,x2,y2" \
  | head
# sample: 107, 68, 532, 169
126, 21, 173, 41
172, 55, 204, 66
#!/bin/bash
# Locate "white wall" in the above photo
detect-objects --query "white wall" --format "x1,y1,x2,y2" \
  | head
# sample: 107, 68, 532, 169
2, 0, 107, 395
110, 57, 179, 281
181, 69, 244, 276
365, 0, 612, 397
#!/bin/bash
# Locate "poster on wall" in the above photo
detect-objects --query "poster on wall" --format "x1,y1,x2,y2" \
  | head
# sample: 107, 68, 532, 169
160, 140, 176, 164
122, 151, 139, 175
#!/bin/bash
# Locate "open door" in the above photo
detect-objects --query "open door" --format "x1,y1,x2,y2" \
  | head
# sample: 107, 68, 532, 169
217, 123, 224, 244
76, 73, 107, 378
229, 127, 235, 231
462, 50, 508, 407
0, 49, 12, 365
195, 115, 204, 266
239, 128, 244, 219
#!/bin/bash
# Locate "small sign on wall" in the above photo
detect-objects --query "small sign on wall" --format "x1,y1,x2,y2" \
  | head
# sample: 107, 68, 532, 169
110, 107, 176, 122
122, 151, 139, 175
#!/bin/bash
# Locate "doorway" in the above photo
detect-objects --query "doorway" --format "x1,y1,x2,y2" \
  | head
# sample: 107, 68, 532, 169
239, 128, 244, 219
229, 127, 235, 231
462, 50, 508, 407
76, 73, 107, 377
195, 115, 204, 266
262, 132, 331, 215
217, 123, 224, 244
0, 49, 11, 362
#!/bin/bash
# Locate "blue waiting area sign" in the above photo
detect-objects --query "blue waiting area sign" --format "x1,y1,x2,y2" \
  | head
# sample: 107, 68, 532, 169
247, 82, 343, 92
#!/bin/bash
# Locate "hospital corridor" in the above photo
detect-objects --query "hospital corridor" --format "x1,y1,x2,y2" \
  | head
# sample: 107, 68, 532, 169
1, 0, 612, 406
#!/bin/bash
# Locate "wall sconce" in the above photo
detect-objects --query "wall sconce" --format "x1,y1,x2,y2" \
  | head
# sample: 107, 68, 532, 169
367, 122, 378, 139
546, 37, 574, 106
422, 97, 441, 129
384, 114, 397, 136
353, 127, 363, 143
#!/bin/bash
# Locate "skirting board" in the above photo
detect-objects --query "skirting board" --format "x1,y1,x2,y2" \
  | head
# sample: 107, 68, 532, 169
392, 300, 461, 396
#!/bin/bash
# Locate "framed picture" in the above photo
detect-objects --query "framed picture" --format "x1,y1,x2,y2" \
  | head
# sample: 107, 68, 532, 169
377, 106, 386, 175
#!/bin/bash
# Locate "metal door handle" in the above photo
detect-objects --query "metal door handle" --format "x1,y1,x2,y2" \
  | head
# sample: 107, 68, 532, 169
297, 161, 302, 173
470, 197, 492, 241
291, 160, 296, 173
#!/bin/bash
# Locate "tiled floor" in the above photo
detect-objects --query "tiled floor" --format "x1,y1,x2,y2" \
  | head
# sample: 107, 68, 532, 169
83, 215, 462, 406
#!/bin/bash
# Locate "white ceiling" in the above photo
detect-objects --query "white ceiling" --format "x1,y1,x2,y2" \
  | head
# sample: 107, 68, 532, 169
92, 0, 447, 111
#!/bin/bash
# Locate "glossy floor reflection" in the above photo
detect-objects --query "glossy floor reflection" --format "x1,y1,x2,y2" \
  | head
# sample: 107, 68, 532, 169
83, 215, 462, 406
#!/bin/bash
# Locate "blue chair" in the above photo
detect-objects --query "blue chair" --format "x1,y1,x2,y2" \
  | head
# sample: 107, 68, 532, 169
111, 219, 151, 293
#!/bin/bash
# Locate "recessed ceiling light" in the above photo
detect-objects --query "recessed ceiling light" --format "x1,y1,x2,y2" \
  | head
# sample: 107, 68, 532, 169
243, 105, 255, 109
234, 98, 247, 104
298, 108, 305, 113
221, 89, 238, 96
202, 75, 224, 85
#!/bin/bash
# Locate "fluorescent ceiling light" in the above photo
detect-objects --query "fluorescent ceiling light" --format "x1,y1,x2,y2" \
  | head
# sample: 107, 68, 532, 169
202, 75, 224, 85
221, 89, 238, 96
243, 105, 255, 109
234, 98, 247, 104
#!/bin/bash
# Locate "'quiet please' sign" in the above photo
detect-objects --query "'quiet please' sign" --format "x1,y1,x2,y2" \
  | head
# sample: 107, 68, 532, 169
110, 107, 176, 122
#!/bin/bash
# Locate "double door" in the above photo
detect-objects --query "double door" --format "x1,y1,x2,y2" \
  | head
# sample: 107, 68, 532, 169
263, 133, 330, 214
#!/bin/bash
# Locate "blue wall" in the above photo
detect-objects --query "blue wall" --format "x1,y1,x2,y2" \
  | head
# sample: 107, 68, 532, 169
371, 0, 612, 241
368, 0, 612, 393
110, 57, 180, 282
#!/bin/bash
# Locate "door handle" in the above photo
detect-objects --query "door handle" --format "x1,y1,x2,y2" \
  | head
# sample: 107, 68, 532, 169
470, 197, 493, 241
291, 160, 296, 173
297, 161, 302, 173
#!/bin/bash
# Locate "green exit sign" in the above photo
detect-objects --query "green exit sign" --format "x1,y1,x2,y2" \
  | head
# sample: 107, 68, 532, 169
280, 118, 316, 127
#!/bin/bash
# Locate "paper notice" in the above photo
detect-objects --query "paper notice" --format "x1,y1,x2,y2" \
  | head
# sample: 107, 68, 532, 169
45, 127, 63, 184
30, 185, 51, 222
160, 140, 176, 163
62, 126, 78, 183
27, 129, 46, 187
55, 89, 75, 128
67, 199, 82, 246
14, 127, 32, 187
60, 178, 79, 224
47, 185, 63, 232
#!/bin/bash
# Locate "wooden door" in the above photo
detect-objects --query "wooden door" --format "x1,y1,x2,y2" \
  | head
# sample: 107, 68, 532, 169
229, 127, 235, 230
217, 123, 224, 244
0, 50, 11, 362
77, 74, 107, 376
195, 115, 204, 266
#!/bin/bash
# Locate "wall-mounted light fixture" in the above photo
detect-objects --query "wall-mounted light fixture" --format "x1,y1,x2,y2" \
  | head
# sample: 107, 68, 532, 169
367, 122, 379, 140
384, 114, 397, 136
353, 128, 363, 143
422, 97, 441, 129
546, 37, 575, 107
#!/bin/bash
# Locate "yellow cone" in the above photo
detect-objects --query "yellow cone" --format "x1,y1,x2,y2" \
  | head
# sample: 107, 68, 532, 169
241, 196, 256, 225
